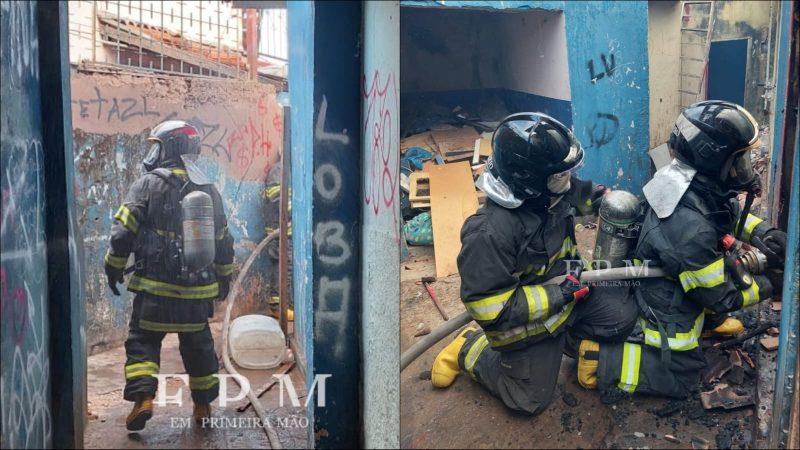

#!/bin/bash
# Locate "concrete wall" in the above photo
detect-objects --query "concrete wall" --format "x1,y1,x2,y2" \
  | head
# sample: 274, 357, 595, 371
70, 71, 283, 352
401, 0, 652, 193
400, 5, 572, 134
362, 2, 400, 447
648, 1, 682, 148
709, 0, 780, 125
1, 2, 53, 448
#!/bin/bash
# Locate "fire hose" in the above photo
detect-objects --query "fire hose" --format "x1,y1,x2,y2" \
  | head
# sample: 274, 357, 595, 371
400, 266, 667, 371
222, 229, 282, 449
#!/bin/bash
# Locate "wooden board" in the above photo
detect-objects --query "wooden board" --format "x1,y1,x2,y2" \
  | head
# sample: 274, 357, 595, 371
430, 127, 480, 155
401, 131, 436, 153
428, 161, 479, 278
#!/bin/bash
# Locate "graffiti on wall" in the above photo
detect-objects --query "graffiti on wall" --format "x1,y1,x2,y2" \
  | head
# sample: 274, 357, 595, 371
70, 74, 283, 182
1, 2, 53, 448
362, 70, 400, 242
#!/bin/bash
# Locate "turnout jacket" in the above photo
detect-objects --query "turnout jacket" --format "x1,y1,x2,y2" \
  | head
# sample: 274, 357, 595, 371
632, 180, 774, 355
105, 166, 235, 332
458, 177, 598, 352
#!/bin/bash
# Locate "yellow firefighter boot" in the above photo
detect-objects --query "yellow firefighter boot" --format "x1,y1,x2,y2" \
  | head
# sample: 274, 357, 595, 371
193, 402, 212, 426
577, 340, 600, 390
704, 317, 744, 337
125, 395, 154, 431
431, 327, 476, 388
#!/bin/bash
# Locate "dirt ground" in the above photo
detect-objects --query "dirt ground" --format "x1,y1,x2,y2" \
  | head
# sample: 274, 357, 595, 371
85, 322, 309, 449
400, 229, 762, 449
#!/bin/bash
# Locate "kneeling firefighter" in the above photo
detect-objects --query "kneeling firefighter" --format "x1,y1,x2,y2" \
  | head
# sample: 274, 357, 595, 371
431, 112, 640, 415
104, 120, 235, 430
578, 101, 787, 397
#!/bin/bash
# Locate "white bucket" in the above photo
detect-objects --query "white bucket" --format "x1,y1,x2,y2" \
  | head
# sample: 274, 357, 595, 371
228, 314, 286, 369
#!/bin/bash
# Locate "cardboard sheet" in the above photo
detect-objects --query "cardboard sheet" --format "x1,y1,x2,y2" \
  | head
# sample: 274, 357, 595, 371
431, 127, 480, 155
428, 161, 479, 278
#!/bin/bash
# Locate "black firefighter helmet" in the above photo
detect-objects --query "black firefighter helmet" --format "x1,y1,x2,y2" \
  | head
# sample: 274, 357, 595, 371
143, 120, 211, 185
488, 112, 584, 200
669, 100, 759, 191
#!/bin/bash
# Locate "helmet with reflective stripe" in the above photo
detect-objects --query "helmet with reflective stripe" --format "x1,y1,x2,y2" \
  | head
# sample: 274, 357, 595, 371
143, 120, 201, 171
489, 112, 584, 200
669, 101, 759, 190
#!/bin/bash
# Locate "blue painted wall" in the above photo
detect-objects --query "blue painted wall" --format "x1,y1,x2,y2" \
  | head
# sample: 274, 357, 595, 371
1, 2, 53, 448
401, 0, 652, 192
563, 1, 651, 192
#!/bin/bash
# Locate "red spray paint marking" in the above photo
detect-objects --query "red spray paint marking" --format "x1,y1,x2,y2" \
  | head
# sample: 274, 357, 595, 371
362, 70, 400, 243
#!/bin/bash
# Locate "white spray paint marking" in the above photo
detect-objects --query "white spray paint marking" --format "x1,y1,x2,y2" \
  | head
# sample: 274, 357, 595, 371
315, 96, 350, 145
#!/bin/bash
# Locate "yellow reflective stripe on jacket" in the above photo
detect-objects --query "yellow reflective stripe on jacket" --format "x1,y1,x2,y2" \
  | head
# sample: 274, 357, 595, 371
463, 289, 515, 322
155, 228, 177, 239
549, 237, 578, 265
737, 213, 763, 242
125, 361, 159, 379
618, 342, 642, 393
741, 280, 761, 307
544, 301, 575, 333
171, 168, 188, 175
215, 225, 228, 240
189, 374, 220, 391
265, 185, 281, 200
214, 263, 236, 277
464, 334, 489, 380
641, 312, 705, 351
139, 320, 207, 333
486, 321, 548, 348
679, 258, 724, 292
523, 285, 550, 321
104, 251, 128, 269
128, 274, 219, 300
485, 300, 575, 348
114, 205, 139, 234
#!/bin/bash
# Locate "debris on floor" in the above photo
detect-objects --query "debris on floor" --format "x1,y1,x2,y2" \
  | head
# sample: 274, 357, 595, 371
700, 383, 755, 410
400, 119, 490, 282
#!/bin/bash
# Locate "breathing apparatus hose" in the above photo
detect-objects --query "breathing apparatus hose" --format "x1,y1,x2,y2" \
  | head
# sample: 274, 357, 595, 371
221, 229, 282, 449
735, 189, 756, 241
400, 266, 667, 372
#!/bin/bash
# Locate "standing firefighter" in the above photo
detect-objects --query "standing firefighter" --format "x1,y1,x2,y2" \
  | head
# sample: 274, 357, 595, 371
431, 113, 639, 415
104, 120, 235, 431
579, 101, 786, 397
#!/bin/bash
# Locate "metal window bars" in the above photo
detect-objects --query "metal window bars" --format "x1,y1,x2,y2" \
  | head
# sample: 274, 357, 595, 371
67, 0, 277, 80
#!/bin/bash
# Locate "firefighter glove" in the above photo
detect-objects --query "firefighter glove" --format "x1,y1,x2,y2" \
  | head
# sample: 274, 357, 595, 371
559, 274, 590, 302
105, 265, 124, 296
762, 229, 787, 267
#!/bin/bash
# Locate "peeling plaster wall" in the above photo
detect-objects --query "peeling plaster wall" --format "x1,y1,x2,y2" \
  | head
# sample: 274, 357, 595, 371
70, 71, 282, 353
708, 0, 780, 125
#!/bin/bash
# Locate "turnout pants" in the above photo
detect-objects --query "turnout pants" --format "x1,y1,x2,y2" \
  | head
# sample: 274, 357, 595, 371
457, 285, 638, 415
123, 295, 220, 404
598, 336, 706, 398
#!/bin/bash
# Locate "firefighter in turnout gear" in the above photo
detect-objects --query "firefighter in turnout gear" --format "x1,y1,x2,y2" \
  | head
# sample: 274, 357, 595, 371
582, 101, 787, 397
104, 120, 235, 430
431, 113, 640, 415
